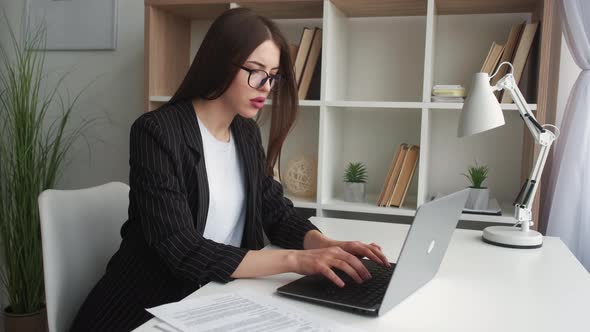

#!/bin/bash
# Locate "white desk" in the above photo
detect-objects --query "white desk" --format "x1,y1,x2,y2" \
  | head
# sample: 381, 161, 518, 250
135, 217, 590, 331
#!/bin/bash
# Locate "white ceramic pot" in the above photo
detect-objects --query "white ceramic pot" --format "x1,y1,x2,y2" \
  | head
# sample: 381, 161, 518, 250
466, 187, 490, 210
344, 182, 366, 203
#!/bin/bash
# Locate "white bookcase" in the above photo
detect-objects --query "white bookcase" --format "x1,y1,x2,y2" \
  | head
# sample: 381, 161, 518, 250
145, 0, 560, 226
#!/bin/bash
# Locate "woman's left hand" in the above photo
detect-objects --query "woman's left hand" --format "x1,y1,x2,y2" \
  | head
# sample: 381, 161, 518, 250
304, 230, 390, 267
331, 240, 391, 268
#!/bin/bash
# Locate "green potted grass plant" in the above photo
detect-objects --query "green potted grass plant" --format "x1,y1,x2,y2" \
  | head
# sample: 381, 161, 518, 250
343, 162, 368, 203
462, 161, 490, 210
0, 14, 90, 332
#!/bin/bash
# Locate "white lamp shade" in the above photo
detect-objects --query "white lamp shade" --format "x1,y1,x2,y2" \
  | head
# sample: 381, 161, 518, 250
458, 73, 505, 137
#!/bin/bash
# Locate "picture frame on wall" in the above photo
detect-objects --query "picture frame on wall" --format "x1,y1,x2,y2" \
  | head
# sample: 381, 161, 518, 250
28, 0, 118, 51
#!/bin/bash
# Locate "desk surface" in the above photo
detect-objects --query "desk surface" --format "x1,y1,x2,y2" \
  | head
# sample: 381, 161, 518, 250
135, 217, 590, 332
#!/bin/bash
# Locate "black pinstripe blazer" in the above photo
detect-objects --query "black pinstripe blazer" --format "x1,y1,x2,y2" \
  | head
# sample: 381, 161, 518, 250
71, 99, 319, 331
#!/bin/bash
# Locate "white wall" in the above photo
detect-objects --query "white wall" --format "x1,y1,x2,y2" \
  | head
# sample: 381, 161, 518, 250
0, 0, 144, 321
0, 0, 144, 190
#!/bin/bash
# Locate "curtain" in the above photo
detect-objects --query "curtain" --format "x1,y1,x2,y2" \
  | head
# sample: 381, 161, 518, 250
545, 0, 590, 271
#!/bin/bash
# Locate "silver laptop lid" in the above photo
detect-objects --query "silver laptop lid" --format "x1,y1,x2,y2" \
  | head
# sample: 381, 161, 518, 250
379, 189, 469, 316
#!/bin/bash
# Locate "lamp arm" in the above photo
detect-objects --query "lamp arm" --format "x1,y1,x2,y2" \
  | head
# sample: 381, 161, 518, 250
495, 73, 557, 231
496, 74, 545, 141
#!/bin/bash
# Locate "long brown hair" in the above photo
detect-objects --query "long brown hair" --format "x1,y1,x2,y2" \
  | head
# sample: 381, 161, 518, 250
169, 8, 298, 177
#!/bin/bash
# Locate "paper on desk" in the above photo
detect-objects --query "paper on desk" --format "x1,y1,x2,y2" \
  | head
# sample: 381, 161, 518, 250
146, 291, 360, 332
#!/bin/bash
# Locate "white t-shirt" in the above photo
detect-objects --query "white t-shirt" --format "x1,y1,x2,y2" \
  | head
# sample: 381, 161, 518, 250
197, 115, 246, 247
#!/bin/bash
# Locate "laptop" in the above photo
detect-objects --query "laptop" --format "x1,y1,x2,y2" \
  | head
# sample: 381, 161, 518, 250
276, 189, 469, 317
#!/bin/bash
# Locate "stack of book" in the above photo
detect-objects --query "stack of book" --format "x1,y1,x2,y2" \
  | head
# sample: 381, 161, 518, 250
481, 22, 538, 102
290, 27, 322, 100
377, 143, 420, 208
431, 85, 466, 102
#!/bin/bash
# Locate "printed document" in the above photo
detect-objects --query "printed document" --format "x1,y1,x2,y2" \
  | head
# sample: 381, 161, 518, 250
146, 291, 360, 332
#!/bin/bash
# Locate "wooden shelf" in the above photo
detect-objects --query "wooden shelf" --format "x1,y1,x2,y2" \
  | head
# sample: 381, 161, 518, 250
429, 102, 537, 111
285, 194, 318, 209
149, 96, 322, 107
322, 194, 417, 217
236, 1, 323, 19
149, 96, 172, 103
321, 195, 517, 224
460, 201, 517, 224
436, 0, 538, 15
149, 98, 536, 112
147, 0, 322, 20
147, 0, 539, 18
331, 0, 427, 17
326, 101, 424, 109
294, 100, 322, 107
148, 1, 231, 20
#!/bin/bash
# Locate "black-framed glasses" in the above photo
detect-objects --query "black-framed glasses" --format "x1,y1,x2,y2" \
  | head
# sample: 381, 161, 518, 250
237, 65, 282, 91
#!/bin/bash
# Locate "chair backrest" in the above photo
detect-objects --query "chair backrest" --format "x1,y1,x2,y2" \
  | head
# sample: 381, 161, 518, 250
38, 182, 130, 332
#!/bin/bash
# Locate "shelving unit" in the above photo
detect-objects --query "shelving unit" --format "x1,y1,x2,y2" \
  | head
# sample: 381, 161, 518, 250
145, 0, 560, 227
149, 96, 538, 112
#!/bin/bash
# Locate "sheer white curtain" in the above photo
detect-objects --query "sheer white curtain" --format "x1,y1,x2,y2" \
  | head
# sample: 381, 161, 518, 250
546, 0, 590, 270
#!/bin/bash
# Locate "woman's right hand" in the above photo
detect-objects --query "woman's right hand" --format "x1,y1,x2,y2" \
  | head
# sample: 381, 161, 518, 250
288, 247, 373, 288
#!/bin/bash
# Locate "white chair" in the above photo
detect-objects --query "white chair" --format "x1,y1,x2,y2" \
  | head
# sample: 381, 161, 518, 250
38, 182, 129, 332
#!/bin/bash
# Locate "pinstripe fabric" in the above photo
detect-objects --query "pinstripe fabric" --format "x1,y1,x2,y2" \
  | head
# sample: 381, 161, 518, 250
70, 100, 319, 331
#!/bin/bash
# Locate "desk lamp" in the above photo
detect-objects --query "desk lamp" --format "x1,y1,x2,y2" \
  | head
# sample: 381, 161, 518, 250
458, 62, 559, 249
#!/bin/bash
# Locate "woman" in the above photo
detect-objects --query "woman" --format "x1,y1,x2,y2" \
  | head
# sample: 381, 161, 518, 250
71, 8, 389, 331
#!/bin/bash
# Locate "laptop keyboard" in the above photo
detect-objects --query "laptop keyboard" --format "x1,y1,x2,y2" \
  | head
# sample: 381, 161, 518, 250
320, 259, 395, 308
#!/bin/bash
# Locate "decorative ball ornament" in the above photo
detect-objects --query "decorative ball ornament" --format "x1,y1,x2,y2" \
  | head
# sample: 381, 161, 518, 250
283, 155, 317, 198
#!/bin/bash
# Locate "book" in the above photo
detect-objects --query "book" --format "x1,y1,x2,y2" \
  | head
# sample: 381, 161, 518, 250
389, 145, 419, 208
378, 143, 406, 206
298, 28, 322, 100
501, 23, 539, 103
432, 88, 466, 97
492, 23, 525, 101
305, 49, 322, 100
293, 27, 315, 87
431, 96, 465, 103
480, 42, 505, 75
433, 84, 464, 89
288, 44, 299, 65
382, 144, 409, 207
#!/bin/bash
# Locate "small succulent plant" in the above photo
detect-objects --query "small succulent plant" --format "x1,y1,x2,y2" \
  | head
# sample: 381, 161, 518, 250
462, 161, 489, 188
344, 162, 368, 183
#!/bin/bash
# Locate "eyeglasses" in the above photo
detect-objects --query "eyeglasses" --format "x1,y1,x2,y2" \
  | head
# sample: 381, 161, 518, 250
237, 65, 282, 91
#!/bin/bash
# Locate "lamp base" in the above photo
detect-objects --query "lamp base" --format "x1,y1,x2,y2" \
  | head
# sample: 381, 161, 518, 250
482, 226, 543, 249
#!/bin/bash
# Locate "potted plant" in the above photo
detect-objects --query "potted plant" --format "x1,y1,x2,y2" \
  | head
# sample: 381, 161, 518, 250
343, 162, 368, 203
0, 16, 90, 332
462, 161, 490, 211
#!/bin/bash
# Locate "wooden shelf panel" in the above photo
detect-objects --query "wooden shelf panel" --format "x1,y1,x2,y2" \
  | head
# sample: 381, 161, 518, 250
149, 96, 322, 107
320, 195, 515, 223
148, 2, 231, 20
429, 102, 537, 111
322, 195, 418, 217
285, 194, 318, 209
147, 0, 322, 20
460, 201, 517, 224
331, 0, 427, 17
330, 0, 539, 17
326, 101, 424, 109
149, 96, 537, 112
236, 1, 323, 19
436, 0, 538, 15
147, 0, 540, 18
146, 6, 191, 101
